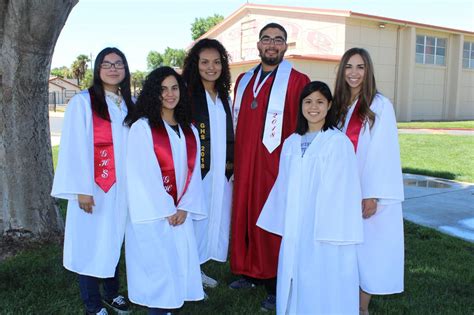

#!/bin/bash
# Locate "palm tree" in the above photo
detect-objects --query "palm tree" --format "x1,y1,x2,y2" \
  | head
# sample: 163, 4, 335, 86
71, 54, 90, 85
131, 70, 147, 97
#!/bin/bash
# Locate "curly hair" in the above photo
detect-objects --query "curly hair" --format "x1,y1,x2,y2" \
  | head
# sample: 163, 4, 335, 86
181, 38, 231, 102
333, 47, 377, 128
125, 66, 191, 129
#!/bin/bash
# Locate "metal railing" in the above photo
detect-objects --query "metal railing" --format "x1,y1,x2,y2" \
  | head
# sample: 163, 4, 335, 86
48, 90, 77, 111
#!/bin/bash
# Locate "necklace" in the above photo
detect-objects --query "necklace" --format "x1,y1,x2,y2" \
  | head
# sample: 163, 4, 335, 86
251, 67, 272, 109
105, 90, 123, 109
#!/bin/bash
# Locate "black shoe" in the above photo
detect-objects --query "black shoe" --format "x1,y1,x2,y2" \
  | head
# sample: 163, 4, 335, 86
228, 278, 256, 289
103, 295, 131, 314
260, 294, 276, 312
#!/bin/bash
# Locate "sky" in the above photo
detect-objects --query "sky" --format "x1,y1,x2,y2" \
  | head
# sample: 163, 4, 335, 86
51, 0, 474, 72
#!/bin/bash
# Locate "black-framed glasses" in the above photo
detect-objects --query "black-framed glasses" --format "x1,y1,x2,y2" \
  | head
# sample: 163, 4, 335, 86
100, 61, 125, 69
259, 36, 286, 46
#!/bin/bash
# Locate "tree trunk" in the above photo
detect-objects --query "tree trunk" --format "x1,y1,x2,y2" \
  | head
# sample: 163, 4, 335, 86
0, 0, 78, 237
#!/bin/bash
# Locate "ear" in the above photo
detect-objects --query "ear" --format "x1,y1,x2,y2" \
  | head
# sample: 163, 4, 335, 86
328, 101, 332, 110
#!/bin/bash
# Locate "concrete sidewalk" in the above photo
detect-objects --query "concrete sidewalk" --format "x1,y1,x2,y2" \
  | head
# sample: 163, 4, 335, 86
49, 110, 64, 146
403, 173, 474, 242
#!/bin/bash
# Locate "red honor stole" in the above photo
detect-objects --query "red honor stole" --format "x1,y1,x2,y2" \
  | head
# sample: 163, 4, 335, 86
90, 89, 116, 193
345, 98, 363, 152
151, 124, 197, 205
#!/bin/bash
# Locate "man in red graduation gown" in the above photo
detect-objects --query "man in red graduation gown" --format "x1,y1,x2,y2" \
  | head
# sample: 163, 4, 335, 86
230, 22, 310, 311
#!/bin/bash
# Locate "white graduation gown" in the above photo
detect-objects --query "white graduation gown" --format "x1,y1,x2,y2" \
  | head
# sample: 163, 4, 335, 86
193, 92, 233, 263
51, 90, 129, 278
342, 94, 405, 294
257, 129, 363, 315
125, 119, 206, 309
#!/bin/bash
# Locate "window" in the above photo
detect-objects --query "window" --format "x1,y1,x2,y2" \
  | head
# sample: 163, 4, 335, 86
416, 35, 446, 66
463, 41, 474, 69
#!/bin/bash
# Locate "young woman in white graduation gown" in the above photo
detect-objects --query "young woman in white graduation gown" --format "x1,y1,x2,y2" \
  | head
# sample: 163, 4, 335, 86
51, 47, 133, 315
124, 66, 206, 315
257, 81, 363, 314
182, 38, 234, 289
333, 48, 405, 315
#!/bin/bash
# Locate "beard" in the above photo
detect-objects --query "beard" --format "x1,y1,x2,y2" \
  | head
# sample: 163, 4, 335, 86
259, 48, 286, 66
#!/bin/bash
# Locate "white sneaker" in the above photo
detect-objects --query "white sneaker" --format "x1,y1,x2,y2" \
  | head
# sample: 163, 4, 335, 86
201, 271, 218, 288
94, 308, 108, 315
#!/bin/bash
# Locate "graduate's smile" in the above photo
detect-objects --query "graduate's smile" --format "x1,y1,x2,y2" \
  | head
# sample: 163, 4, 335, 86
161, 75, 180, 111
257, 27, 288, 67
199, 48, 222, 85
302, 91, 331, 132
344, 53, 366, 95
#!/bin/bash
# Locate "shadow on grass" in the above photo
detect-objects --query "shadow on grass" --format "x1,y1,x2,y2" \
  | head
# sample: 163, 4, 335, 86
371, 222, 474, 314
403, 167, 456, 180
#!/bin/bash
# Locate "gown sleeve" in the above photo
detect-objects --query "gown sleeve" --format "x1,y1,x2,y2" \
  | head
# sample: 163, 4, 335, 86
51, 92, 94, 200
256, 138, 292, 236
361, 95, 404, 204
314, 134, 363, 244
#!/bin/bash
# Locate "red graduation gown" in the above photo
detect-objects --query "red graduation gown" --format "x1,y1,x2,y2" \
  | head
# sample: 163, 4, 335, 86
231, 67, 310, 279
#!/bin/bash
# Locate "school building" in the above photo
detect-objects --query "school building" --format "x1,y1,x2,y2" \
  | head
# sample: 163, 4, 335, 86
201, 3, 474, 121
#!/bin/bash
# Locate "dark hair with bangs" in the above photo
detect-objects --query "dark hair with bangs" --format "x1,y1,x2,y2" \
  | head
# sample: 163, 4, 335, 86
125, 66, 191, 129
295, 81, 337, 135
332, 47, 377, 128
181, 38, 231, 102
90, 47, 134, 120
259, 22, 287, 40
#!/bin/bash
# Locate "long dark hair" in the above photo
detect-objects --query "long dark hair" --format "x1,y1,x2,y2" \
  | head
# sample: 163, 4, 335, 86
90, 47, 133, 120
295, 81, 337, 135
333, 47, 377, 128
181, 38, 231, 102
125, 66, 191, 129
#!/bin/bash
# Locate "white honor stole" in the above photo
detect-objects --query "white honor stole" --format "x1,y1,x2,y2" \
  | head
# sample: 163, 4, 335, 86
233, 60, 292, 153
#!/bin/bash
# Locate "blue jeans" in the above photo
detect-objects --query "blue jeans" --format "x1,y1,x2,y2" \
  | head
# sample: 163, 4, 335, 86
78, 266, 119, 313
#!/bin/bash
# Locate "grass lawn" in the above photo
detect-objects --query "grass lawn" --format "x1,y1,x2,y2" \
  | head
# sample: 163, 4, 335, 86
52, 146, 59, 169
1, 221, 473, 314
397, 120, 474, 129
399, 134, 474, 183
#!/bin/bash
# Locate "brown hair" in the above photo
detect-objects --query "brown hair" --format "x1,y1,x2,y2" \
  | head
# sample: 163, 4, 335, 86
333, 47, 376, 127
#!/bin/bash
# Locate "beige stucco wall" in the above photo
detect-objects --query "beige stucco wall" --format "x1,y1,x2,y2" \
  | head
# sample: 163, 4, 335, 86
345, 18, 398, 105
413, 65, 446, 120
213, 8, 473, 121
457, 34, 474, 119
459, 70, 474, 118
395, 26, 416, 121
294, 59, 338, 87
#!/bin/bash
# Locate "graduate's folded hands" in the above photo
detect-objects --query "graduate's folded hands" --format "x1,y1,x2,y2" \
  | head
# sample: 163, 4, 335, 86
167, 209, 188, 226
